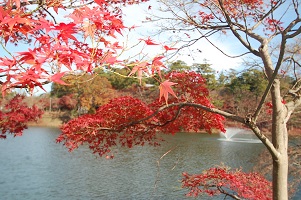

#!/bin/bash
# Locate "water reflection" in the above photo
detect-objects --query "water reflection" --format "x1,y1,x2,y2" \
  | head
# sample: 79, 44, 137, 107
0, 127, 271, 199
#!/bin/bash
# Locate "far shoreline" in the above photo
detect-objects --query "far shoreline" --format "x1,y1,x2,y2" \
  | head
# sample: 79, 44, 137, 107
28, 113, 300, 136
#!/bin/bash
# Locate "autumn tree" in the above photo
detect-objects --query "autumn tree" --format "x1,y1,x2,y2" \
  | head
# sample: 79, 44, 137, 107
57, 71, 225, 156
182, 165, 272, 199
51, 73, 118, 113
143, 0, 301, 199
1, 0, 299, 199
58, 94, 77, 110
97, 68, 141, 90
0, 95, 43, 138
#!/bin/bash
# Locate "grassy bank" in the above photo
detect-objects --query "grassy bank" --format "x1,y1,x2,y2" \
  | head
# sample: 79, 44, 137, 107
28, 111, 62, 128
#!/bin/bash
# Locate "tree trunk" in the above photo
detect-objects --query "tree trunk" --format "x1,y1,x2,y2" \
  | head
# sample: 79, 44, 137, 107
271, 79, 289, 200
273, 153, 288, 200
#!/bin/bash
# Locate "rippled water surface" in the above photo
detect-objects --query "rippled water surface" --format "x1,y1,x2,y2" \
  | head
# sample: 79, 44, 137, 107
0, 127, 298, 199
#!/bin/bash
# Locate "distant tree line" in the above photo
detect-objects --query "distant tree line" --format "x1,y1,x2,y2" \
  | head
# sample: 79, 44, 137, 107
44, 60, 299, 129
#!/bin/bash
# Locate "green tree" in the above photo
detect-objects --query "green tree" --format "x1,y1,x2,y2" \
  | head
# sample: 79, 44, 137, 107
192, 62, 218, 90
97, 68, 138, 90
220, 69, 269, 117
168, 60, 191, 72
51, 73, 118, 113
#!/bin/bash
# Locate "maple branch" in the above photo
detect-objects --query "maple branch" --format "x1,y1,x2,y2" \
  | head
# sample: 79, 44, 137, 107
184, 12, 251, 59
281, 48, 301, 83
217, 0, 260, 56
168, 103, 245, 123
0, 41, 14, 58
197, 30, 251, 58
252, 14, 300, 121
42, 7, 57, 24
218, 186, 242, 200
103, 101, 278, 160
250, 0, 283, 32
286, 20, 301, 39
151, 104, 184, 127
63, 0, 94, 9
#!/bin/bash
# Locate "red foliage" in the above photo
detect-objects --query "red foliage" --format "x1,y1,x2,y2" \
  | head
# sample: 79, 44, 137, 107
182, 166, 272, 200
139, 37, 159, 45
58, 95, 77, 110
0, 0, 149, 94
150, 71, 225, 134
57, 96, 160, 156
0, 95, 43, 138
57, 72, 225, 156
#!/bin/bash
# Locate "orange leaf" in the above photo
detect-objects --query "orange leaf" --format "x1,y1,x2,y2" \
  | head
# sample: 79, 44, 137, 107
159, 80, 177, 104
128, 62, 148, 84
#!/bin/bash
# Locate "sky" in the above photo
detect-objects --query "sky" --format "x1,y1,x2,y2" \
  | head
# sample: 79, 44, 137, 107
120, 2, 246, 71
120, 0, 300, 73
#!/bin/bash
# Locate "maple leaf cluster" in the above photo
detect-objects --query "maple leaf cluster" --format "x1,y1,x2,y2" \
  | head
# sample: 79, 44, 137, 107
0, 95, 43, 139
182, 166, 272, 199
0, 0, 150, 95
57, 96, 160, 157
151, 71, 225, 134
1, 0, 180, 104
57, 71, 225, 157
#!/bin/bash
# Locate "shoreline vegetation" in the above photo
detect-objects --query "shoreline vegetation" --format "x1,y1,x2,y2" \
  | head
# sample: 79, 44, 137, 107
28, 111, 62, 128
29, 112, 300, 136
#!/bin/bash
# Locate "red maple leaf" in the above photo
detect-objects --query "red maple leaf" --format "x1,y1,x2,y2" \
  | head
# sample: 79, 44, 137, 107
164, 45, 177, 51
1, 16, 33, 31
55, 23, 78, 44
94, 0, 107, 6
152, 56, 164, 67
159, 80, 177, 104
50, 72, 68, 85
139, 37, 159, 45
18, 49, 36, 64
0, 57, 16, 70
104, 56, 120, 65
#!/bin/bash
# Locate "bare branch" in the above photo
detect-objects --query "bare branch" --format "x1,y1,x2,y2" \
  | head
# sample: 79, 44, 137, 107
198, 30, 252, 58
217, 0, 261, 56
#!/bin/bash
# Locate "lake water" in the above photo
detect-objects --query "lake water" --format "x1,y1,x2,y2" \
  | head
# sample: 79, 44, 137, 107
0, 127, 299, 199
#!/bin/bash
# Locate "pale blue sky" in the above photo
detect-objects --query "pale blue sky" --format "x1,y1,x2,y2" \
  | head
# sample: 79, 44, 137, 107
121, 2, 245, 71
